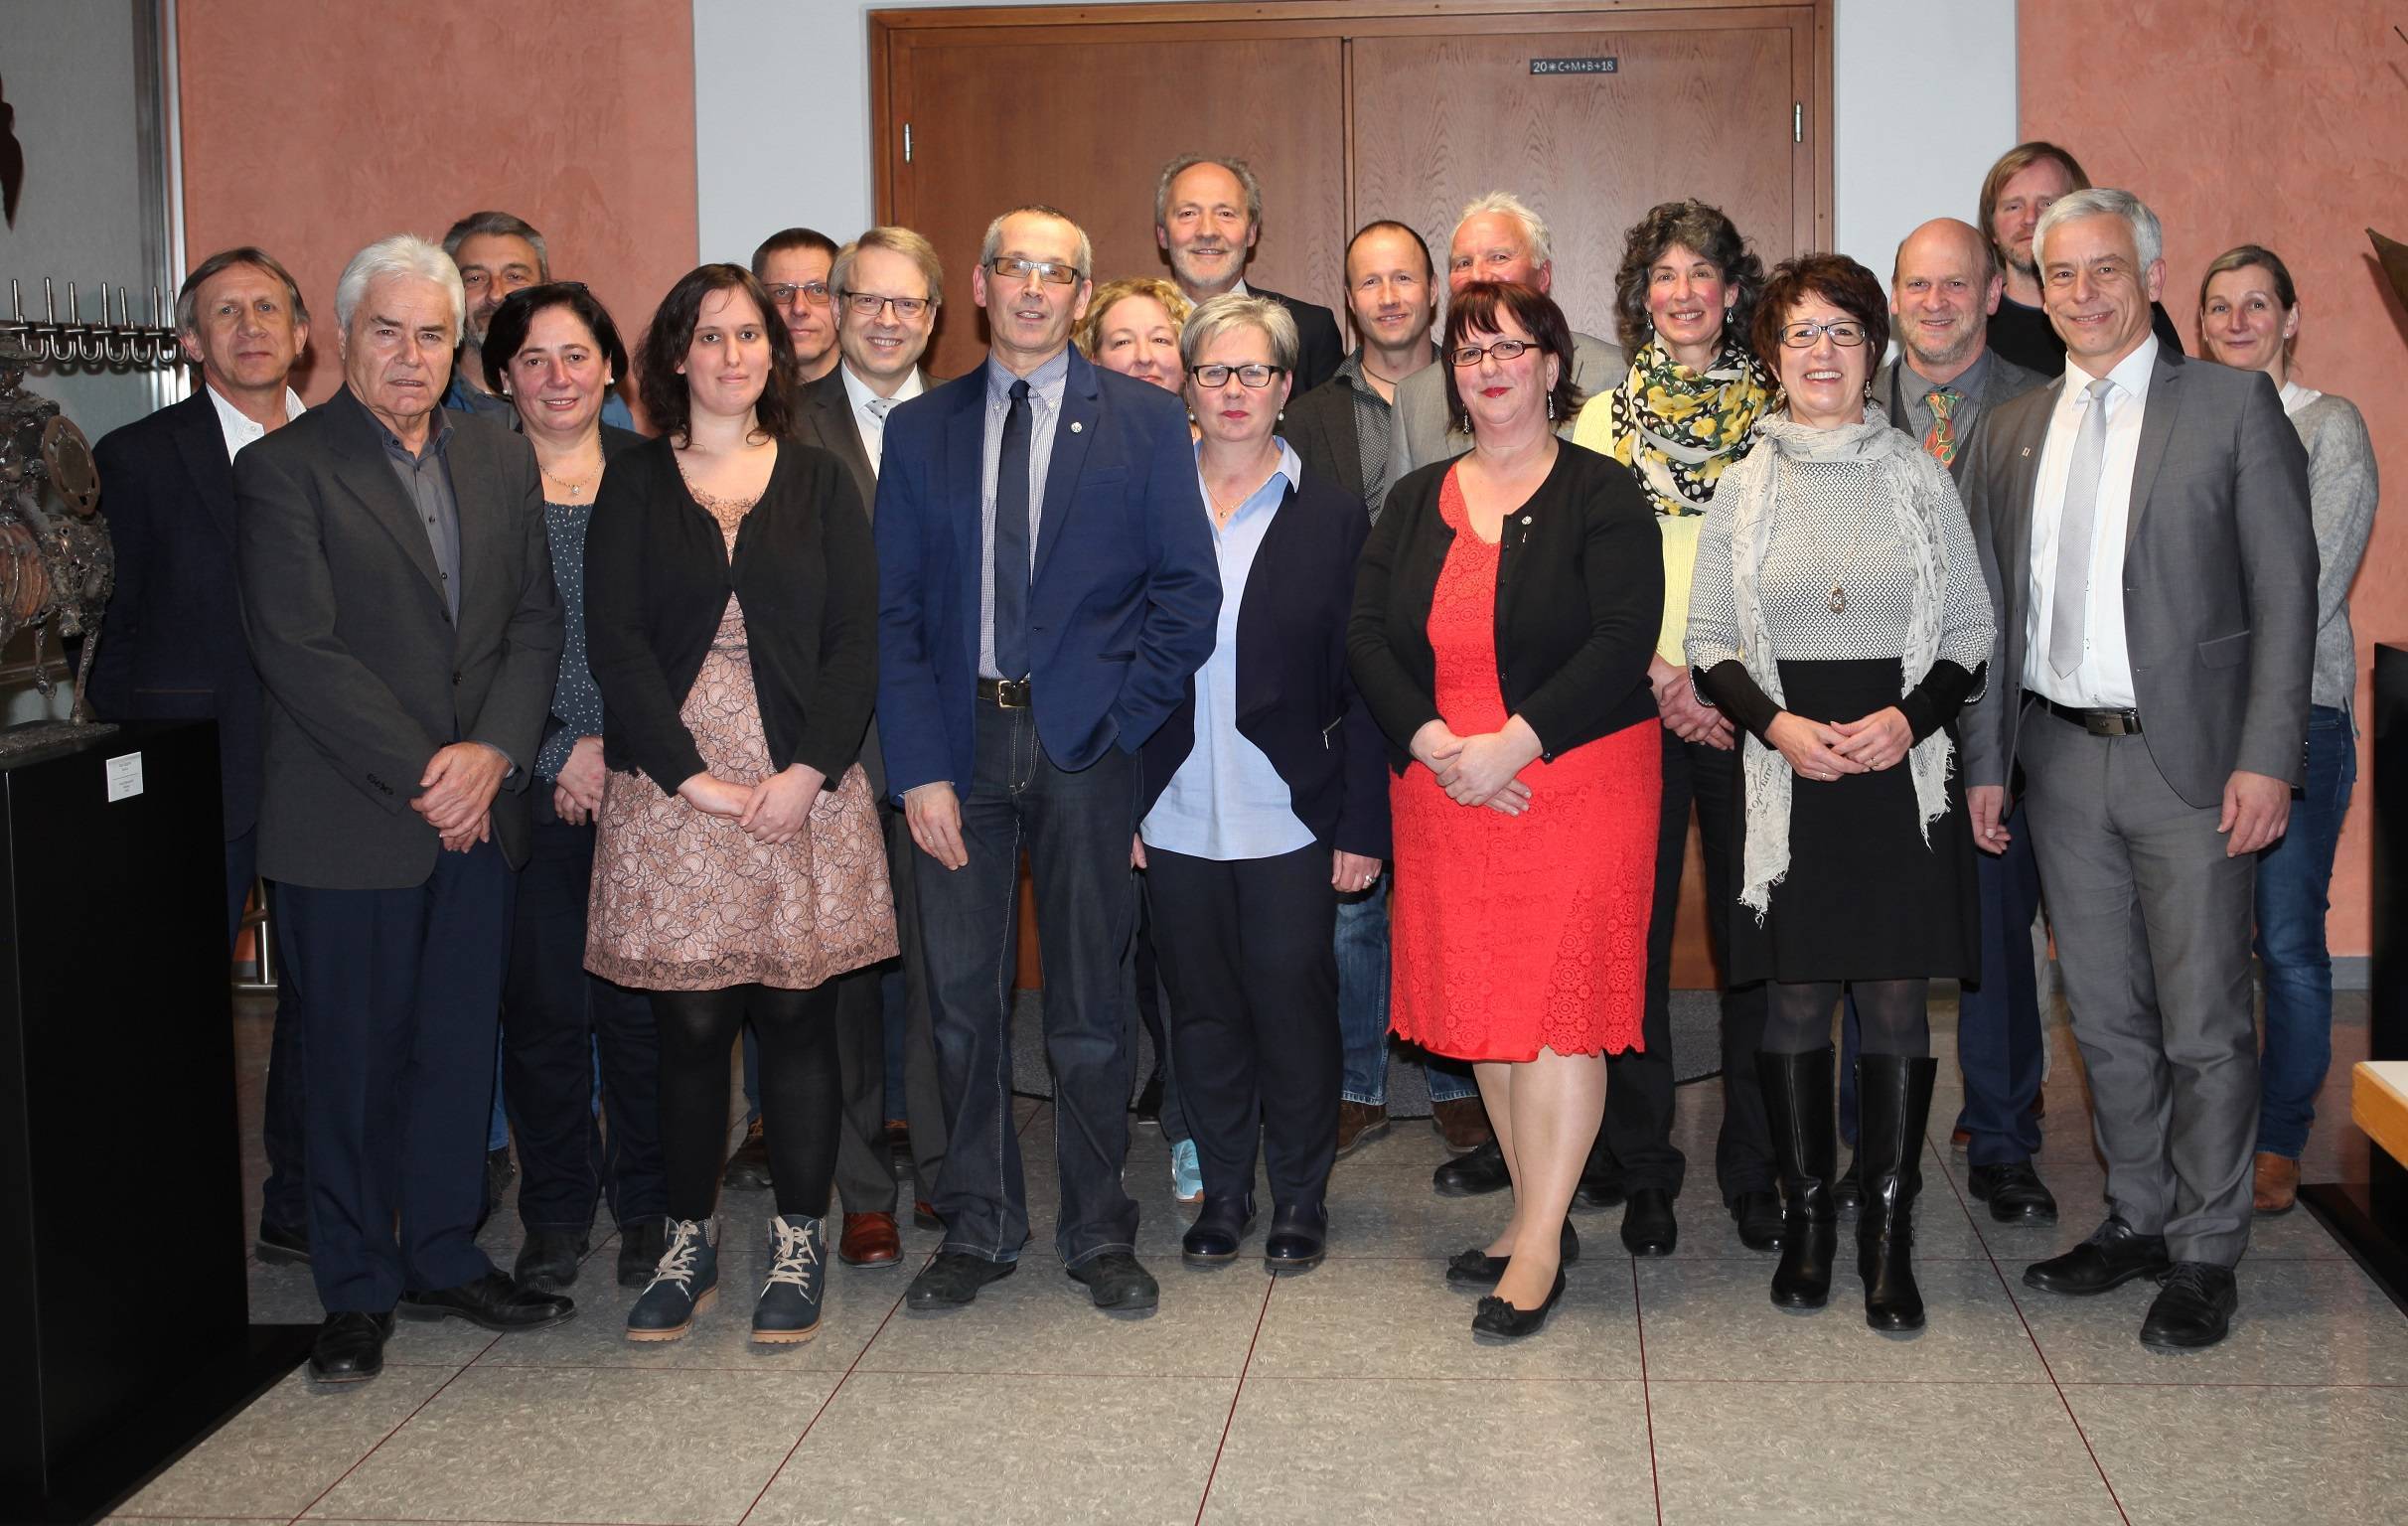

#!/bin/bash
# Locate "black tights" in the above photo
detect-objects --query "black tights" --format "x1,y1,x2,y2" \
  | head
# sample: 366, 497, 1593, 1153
1763, 980, 1932, 1058
653, 983, 839, 1221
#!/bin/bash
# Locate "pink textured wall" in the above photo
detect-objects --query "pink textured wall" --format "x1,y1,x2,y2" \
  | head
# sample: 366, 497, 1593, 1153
176, 0, 698, 417
2021, 0, 2408, 958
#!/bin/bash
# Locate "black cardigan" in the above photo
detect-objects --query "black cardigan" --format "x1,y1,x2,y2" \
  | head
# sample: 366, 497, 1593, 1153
1348, 443, 1662, 772
1138, 471, 1393, 859
583, 435, 876, 794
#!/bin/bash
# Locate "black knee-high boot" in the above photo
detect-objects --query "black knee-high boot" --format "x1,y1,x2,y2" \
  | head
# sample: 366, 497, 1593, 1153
1855, 1054, 1938, 1332
1756, 1047, 1838, 1309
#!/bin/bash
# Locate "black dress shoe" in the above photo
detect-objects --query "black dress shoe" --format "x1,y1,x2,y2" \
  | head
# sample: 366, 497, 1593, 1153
1620, 1187, 1677, 1256
906, 1251, 1015, 1309
513, 1229, 589, 1294
1833, 1155, 1864, 1217
1730, 1190, 1783, 1252
307, 1310, 393, 1384
1432, 1138, 1511, 1197
256, 1218, 312, 1266
1576, 1142, 1626, 1210
2139, 1262, 2237, 1350
397, 1269, 575, 1331
1067, 1251, 1159, 1311
1181, 1195, 1257, 1268
1471, 1269, 1567, 1340
1132, 1067, 1165, 1123
1968, 1161, 2059, 1225
1264, 1202, 1328, 1274
1445, 1218, 1580, 1287
616, 1218, 670, 1290
2023, 1217, 2171, 1297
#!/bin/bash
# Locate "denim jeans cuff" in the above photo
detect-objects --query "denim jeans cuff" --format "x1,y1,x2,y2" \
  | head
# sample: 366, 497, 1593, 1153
1339, 1089, 1386, 1107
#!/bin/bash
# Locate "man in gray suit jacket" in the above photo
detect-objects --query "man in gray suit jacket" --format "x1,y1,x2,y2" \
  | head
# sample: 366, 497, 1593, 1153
1958, 192, 2314, 1352
237, 234, 568, 1383
1392, 191, 1627, 484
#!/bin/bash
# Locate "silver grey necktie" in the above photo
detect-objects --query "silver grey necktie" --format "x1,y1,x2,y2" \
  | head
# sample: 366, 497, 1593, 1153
2047, 378, 2114, 679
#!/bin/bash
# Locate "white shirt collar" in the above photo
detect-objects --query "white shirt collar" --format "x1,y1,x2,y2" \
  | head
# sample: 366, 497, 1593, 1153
839, 363, 924, 413
2066, 333, 2159, 400
206, 382, 305, 460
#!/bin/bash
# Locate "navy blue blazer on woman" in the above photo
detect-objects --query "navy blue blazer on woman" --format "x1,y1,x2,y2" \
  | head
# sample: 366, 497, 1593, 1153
874, 346, 1220, 798
1138, 470, 1391, 859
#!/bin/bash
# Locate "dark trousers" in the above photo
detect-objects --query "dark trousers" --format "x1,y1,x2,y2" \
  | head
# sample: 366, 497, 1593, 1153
1604, 728, 1772, 1202
1144, 841, 1339, 1209
915, 698, 1141, 1268
230, 831, 311, 1231
278, 840, 513, 1312
832, 963, 896, 1213
502, 816, 665, 1234
884, 808, 950, 1196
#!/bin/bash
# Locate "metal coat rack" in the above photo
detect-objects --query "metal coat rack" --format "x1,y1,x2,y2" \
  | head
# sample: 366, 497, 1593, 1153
1, 276, 182, 368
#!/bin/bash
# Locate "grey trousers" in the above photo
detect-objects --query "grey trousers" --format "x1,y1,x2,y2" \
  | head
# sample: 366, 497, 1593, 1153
832, 807, 950, 1214
2021, 708, 2259, 1267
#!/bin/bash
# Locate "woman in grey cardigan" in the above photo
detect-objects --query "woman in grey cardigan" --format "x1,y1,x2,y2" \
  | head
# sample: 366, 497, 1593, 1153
2197, 245, 2379, 1216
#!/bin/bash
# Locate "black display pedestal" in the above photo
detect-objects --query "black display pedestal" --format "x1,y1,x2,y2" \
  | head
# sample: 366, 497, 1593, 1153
2302, 644, 2408, 1315
0, 721, 312, 1524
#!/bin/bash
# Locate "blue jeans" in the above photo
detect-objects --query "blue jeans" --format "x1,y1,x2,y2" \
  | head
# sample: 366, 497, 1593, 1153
1334, 873, 1476, 1106
2254, 703, 2356, 1159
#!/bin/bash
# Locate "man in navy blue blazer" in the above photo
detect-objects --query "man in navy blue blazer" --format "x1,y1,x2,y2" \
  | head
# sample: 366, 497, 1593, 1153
877, 205, 1218, 1314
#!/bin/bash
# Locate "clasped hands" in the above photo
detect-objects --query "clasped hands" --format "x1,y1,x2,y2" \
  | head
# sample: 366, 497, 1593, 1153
413, 741, 510, 852
1765, 706, 1912, 784
679, 763, 828, 846
1650, 655, 1734, 750
1411, 716, 1542, 815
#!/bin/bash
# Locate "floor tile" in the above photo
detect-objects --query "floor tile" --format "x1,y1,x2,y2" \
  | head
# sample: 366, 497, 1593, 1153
1649, 1380, 2120, 1525
747, 1373, 1229, 1525
1638, 1258, 2048, 1383
118, 1367, 454, 1521
2020, 1258, 2408, 1385
302, 1366, 833, 1523
2063, 1383, 2408, 1525
855, 1256, 1270, 1376
1202, 1377, 1654, 1525
1246, 1255, 1640, 1379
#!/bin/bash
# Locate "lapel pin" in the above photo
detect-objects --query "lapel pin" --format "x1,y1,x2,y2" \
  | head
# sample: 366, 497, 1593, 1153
1069, 420, 1083, 433
2021, 447, 2032, 457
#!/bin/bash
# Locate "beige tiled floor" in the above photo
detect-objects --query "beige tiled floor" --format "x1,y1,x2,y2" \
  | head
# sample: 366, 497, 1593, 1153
111, 989, 2403, 1525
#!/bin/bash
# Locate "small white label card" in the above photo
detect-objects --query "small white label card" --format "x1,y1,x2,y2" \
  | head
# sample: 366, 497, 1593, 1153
104, 752, 144, 803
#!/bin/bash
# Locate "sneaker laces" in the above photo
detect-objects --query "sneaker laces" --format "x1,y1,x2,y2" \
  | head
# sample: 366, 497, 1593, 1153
644, 1219, 707, 1296
766, 1217, 821, 1289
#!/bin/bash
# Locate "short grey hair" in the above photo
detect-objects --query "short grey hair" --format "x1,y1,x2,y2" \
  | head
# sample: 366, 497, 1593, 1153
978, 206, 1092, 282
1153, 154, 1265, 231
1178, 293, 1298, 375
832, 226, 946, 310
176, 245, 309, 334
2033, 188, 2163, 272
441, 210, 550, 280
334, 234, 466, 336
1454, 191, 1553, 270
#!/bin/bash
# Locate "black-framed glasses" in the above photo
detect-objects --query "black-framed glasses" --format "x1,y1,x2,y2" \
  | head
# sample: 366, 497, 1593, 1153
1449, 338, 1535, 367
838, 290, 933, 320
1190, 363, 1284, 389
765, 280, 831, 307
1777, 319, 1870, 349
986, 256, 1083, 288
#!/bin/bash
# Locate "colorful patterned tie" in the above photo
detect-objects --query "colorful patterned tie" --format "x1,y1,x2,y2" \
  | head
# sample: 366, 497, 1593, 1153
1922, 386, 1961, 466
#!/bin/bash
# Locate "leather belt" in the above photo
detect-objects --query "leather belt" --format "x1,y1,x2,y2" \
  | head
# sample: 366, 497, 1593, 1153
978, 677, 1033, 708
2041, 696, 2143, 736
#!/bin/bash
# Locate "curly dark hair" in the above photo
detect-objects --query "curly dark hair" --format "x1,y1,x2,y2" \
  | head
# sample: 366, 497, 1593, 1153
636, 263, 795, 445
480, 282, 630, 397
1610, 201, 1763, 355
1748, 253, 1889, 383
1440, 281, 1583, 435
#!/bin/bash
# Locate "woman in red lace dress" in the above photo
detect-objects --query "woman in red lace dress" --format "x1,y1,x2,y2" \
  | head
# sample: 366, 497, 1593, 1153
1350, 282, 1664, 1339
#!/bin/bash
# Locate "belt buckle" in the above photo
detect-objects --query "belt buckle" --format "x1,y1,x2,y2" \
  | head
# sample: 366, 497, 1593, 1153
993, 678, 1030, 709
2086, 709, 2138, 737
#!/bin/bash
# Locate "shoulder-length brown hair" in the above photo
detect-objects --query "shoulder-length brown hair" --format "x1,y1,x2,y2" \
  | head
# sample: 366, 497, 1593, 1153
636, 263, 796, 445
1440, 280, 1583, 435
1748, 253, 1889, 382
1609, 201, 1763, 355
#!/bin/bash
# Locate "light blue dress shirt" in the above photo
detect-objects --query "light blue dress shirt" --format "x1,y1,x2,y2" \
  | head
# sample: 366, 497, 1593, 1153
1140, 439, 1316, 861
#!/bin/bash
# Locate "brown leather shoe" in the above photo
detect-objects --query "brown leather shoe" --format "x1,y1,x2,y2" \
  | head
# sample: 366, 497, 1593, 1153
722, 1119, 772, 1190
913, 1199, 943, 1231
1430, 1097, 1494, 1152
839, 1211, 903, 1266
2253, 1151, 2300, 1216
1335, 1101, 1390, 1159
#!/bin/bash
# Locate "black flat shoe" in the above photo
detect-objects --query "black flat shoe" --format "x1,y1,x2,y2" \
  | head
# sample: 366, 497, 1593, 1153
1181, 1195, 1257, 1268
1731, 1190, 1783, 1252
1432, 1138, 1511, 1197
1264, 1202, 1328, 1275
1445, 1218, 1580, 1287
2023, 1217, 2171, 1297
2139, 1262, 2237, 1350
513, 1229, 589, 1295
1576, 1141, 1625, 1210
906, 1251, 1015, 1309
1472, 1269, 1567, 1340
1620, 1187, 1677, 1256
1067, 1251, 1159, 1311
616, 1218, 670, 1290
307, 1310, 393, 1384
1968, 1161, 2059, 1225
256, 1218, 312, 1266
397, 1269, 575, 1331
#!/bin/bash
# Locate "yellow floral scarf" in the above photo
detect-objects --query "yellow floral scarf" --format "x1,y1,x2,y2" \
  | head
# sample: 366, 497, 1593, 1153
1607, 338, 1773, 517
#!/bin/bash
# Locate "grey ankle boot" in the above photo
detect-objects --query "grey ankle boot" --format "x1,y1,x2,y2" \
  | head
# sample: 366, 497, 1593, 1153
753, 1213, 827, 1344
626, 1218, 717, 1342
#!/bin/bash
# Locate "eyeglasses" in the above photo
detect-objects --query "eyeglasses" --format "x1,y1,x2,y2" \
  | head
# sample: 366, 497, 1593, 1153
1190, 363, 1284, 389
986, 256, 1083, 288
1777, 319, 1870, 349
765, 281, 831, 307
839, 291, 932, 320
1448, 338, 1536, 367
